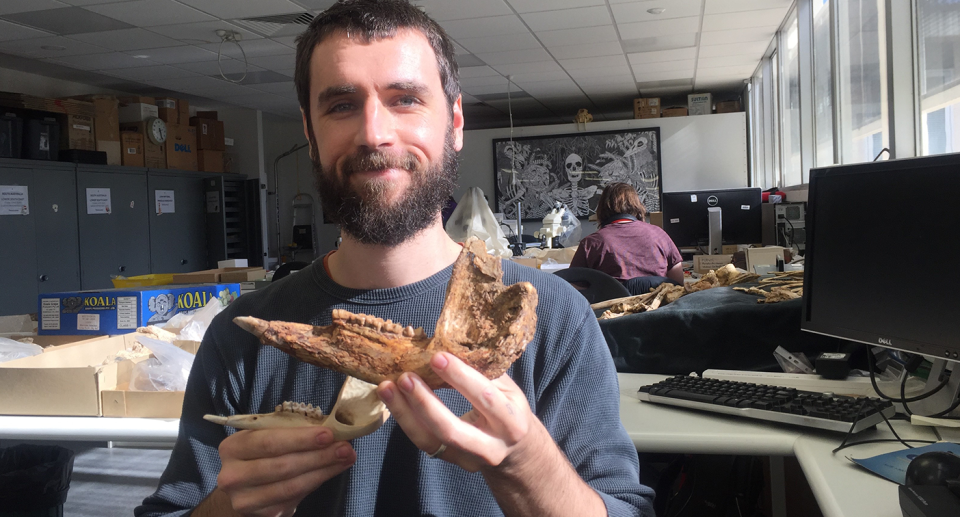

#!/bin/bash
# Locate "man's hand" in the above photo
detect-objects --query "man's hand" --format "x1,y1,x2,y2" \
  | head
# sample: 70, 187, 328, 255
376, 352, 542, 473
208, 426, 356, 517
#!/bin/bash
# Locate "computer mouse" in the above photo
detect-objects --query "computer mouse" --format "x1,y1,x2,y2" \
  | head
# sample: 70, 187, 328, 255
905, 451, 960, 486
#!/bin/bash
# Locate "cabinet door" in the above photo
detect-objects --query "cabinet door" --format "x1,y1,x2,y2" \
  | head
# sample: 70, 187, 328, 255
0, 166, 39, 315
76, 168, 150, 290
33, 166, 81, 295
148, 172, 207, 273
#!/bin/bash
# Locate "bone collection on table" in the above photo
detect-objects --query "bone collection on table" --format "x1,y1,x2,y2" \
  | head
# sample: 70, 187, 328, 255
205, 237, 539, 439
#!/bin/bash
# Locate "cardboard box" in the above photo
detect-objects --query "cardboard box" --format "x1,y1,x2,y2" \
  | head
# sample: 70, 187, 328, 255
195, 110, 218, 120
164, 123, 197, 171
688, 93, 713, 115
178, 99, 190, 124
118, 102, 158, 123
60, 113, 96, 151
120, 122, 165, 168
648, 211, 663, 228
509, 257, 539, 269
197, 149, 224, 172
98, 139, 121, 166
100, 336, 199, 418
219, 259, 248, 268
118, 96, 155, 105
171, 267, 265, 284
693, 254, 733, 274
240, 279, 272, 295
716, 100, 741, 113
633, 97, 661, 119
661, 107, 688, 117
37, 283, 241, 335
71, 95, 120, 141
120, 131, 144, 167
745, 246, 787, 274
190, 117, 225, 151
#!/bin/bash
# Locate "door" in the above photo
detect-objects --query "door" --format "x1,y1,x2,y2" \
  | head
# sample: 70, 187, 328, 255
148, 171, 208, 274
0, 164, 38, 315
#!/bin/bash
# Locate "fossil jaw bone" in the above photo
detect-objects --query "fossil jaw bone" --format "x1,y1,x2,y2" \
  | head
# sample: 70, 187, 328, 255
203, 376, 389, 440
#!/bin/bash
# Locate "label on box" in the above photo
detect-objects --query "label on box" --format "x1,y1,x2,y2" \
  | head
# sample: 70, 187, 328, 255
202, 123, 208, 135
741, 205, 750, 210
86, 188, 111, 215
670, 218, 680, 223
0, 185, 29, 215
39, 135, 49, 151
41, 298, 60, 330
73, 124, 91, 131
155, 189, 175, 215
76, 313, 100, 331
117, 296, 138, 329
127, 147, 138, 154
206, 191, 220, 213
156, 99, 176, 109
690, 195, 697, 202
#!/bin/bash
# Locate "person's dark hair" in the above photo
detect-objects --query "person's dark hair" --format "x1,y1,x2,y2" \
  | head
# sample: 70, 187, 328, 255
294, 0, 461, 121
596, 182, 647, 224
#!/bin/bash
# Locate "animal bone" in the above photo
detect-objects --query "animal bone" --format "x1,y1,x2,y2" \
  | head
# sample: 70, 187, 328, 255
234, 237, 539, 390
203, 376, 389, 440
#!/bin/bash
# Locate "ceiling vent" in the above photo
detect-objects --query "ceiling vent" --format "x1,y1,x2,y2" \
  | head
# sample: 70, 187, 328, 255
233, 12, 314, 37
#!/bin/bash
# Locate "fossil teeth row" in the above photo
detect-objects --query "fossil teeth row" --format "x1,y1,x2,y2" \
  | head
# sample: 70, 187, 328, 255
276, 401, 325, 419
331, 309, 426, 338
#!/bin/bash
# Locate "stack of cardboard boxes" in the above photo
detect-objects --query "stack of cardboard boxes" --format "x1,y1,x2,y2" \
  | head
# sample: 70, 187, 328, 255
158, 97, 196, 171
118, 96, 165, 169
190, 111, 225, 172
633, 97, 660, 119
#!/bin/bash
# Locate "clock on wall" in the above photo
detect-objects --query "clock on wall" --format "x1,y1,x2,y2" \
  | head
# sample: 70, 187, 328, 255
145, 116, 167, 145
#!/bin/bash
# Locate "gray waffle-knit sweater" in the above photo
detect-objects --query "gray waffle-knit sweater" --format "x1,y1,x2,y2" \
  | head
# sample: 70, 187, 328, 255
136, 259, 655, 517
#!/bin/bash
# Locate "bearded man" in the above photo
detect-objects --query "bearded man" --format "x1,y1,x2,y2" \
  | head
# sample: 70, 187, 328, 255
137, 1, 654, 516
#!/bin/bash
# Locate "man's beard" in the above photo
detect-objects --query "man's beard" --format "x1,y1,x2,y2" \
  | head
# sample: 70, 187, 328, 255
312, 132, 458, 247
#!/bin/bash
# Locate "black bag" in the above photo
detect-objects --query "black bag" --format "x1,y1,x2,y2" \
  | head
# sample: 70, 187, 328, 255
0, 444, 75, 514
657, 455, 765, 517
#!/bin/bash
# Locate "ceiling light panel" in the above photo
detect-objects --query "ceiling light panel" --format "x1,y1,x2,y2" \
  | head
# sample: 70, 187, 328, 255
457, 33, 542, 54
702, 8, 790, 32
123, 45, 219, 64
440, 15, 530, 40
520, 6, 612, 32
611, 0, 702, 23
85, 0, 215, 27
621, 33, 698, 53
70, 28, 182, 51
535, 25, 619, 48
627, 47, 697, 66
175, 0, 303, 19
617, 16, 701, 40
506, 0, 604, 14
700, 26, 776, 46
0, 20, 52, 42
0, 0, 69, 15
411, 0, 513, 22
1, 7, 132, 35
704, 0, 793, 15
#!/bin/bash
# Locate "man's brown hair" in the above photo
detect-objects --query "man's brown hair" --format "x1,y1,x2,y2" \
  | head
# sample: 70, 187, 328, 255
294, 0, 461, 120
596, 182, 647, 225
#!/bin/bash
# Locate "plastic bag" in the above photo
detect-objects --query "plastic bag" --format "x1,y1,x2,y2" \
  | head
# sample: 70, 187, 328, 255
557, 204, 582, 248
0, 337, 43, 363
128, 336, 195, 391
0, 314, 36, 334
444, 187, 513, 258
0, 444, 75, 512
158, 298, 224, 342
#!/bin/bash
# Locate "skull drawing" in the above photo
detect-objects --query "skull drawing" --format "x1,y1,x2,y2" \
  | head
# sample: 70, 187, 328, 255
564, 153, 584, 185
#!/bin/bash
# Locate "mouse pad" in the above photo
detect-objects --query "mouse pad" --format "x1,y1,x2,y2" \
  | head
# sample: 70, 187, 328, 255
851, 442, 960, 484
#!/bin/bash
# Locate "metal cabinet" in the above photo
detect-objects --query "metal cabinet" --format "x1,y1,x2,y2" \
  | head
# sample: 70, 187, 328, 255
76, 165, 150, 290
147, 169, 209, 274
205, 176, 263, 268
0, 159, 80, 316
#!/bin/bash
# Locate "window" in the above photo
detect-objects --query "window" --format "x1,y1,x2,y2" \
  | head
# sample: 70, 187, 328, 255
837, 0, 889, 163
812, 0, 835, 167
916, 0, 960, 156
749, 72, 765, 187
780, 12, 802, 186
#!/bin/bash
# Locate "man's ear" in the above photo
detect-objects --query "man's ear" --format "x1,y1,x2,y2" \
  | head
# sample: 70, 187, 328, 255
451, 94, 464, 152
301, 108, 315, 160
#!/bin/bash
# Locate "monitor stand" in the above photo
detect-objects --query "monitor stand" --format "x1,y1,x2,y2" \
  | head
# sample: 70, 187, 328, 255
904, 358, 960, 418
707, 207, 722, 255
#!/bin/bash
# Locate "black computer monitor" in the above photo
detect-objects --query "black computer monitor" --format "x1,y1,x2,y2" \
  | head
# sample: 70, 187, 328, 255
661, 188, 762, 249
801, 153, 960, 361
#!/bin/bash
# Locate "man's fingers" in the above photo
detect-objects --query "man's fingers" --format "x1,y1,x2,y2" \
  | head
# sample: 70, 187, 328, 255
227, 457, 355, 515
222, 426, 334, 461
429, 353, 527, 436
219, 442, 354, 488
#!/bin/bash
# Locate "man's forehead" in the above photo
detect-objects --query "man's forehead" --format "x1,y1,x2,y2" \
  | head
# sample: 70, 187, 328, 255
311, 28, 438, 74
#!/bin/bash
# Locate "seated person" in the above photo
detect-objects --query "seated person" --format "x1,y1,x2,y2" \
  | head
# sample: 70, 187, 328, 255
571, 182, 683, 285
135, 2, 654, 516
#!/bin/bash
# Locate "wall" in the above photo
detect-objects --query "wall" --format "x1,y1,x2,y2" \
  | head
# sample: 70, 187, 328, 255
0, 66, 124, 98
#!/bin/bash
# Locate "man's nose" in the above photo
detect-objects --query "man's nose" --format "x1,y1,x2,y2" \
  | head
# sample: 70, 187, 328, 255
355, 100, 396, 149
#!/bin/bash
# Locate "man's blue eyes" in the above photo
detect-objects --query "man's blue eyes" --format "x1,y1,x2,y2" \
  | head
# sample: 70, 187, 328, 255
327, 97, 419, 113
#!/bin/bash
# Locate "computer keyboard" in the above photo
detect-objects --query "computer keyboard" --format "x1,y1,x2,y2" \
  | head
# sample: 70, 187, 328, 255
638, 375, 897, 434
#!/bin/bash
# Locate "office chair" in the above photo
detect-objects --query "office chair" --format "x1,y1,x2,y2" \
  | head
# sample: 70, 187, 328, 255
622, 276, 681, 296
554, 267, 631, 305
273, 261, 311, 282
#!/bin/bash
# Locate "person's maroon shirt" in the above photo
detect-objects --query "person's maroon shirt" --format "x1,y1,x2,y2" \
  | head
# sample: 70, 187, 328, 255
570, 220, 682, 281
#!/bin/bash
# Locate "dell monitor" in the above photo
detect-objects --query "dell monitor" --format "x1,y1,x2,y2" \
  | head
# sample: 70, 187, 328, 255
802, 153, 960, 414
661, 188, 762, 253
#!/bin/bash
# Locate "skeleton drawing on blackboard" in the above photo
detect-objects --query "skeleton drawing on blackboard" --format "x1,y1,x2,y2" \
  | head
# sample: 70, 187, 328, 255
497, 142, 557, 220
589, 132, 661, 212
542, 153, 598, 214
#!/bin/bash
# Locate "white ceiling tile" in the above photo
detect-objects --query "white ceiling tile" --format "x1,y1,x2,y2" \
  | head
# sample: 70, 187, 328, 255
273, 35, 298, 48
460, 93, 480, 104
0, 0, 69, 15
702, 8, 789, 32
69, 28, 182, 51
698, 40, 770, 58
57, 0, 133, 5
696, 64, 757, 77
611, 0, 703, 23
476, 48, 552, 65
462, 75, 512, 88
491, 60, 562, 75
582, 84, 638, 96
173, 58, 265, 76
520, 6, 612, 32
0, 35, 108, 58
506, 0, 604, 14
175, 0, 303, 19
627, 47, 697, 66
704, 0, 793, 15
697, 54, 761, 68
290, 0, 337, 10
412, 0, 514, 21
84, 0, 214, 27
559, 54, 627, 71
43, 52, 158, 70
574, 74, 635, 86
621, 32, 698, 53
633, 69, 695, 82
199, 38, 293, 58
617, 16, 701, 40
699, 26, 776, 46
508, 70, 572, 84
247, 81, 296, 95
535, 25, 619, 48
149, 75, 256, 97
460, 65, 502, 78
246, 53, 297, 71
123, 45, 218, 64
568, 66, 632, 80
440, 15, 529, 40
462, 83, 517, 96
518, 79, 582, 96
632, 59, 695, 73
147, 21, 263, 44
547, 41, 623, 60
0, 20, 53, 41
100, 64, 200, 81
457, 33, 542, 54
275, 68, 295, 78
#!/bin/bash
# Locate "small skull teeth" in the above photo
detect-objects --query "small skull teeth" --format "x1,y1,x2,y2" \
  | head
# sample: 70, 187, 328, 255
332, 309, 425, 337
276, 401, 324, 418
